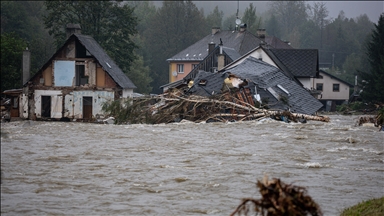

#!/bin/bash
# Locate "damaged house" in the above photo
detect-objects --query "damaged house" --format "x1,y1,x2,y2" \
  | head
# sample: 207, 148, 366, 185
20, 24, 136, 121
162, 40, 323, 115
188, 56, 323, 115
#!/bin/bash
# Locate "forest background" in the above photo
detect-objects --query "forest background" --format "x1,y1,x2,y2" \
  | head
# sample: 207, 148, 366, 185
1, 1, 382, 102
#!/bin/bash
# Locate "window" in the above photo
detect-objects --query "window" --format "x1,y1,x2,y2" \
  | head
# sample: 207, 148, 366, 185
333, 83, 340, 92
192, 64, 199, 69
316, 83, 323, 91
76, 65, 88, 86
177, 64, 184, 73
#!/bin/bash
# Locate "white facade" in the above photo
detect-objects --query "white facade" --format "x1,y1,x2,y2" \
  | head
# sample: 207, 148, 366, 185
315, 71, 350, 101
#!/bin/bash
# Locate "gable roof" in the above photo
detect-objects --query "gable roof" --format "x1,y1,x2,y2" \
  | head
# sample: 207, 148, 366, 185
167, 29, 291, 62
25, 33, 136, 89
223, 57, 323, 115
320, 70, 354, 87
74, 34, 136, 89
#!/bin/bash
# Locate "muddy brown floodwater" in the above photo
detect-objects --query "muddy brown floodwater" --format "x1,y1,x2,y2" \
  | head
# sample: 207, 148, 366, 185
1, 115, 383, 215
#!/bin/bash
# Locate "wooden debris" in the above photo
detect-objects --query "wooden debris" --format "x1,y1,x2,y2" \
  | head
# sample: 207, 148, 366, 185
102, 88, 330, 124
230, 176, 323, 216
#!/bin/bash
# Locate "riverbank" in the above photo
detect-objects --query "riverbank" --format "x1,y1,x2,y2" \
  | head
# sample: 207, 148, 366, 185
340, 197, 384, 216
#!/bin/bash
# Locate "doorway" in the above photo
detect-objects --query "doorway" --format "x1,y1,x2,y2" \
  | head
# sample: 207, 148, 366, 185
41, 96, 51, 118
83, 96, 93, 119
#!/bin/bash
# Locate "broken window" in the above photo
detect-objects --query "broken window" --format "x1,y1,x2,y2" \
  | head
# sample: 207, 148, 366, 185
333, 83, 340, 92
316, 83, 323, 91
76, 65, 88, 86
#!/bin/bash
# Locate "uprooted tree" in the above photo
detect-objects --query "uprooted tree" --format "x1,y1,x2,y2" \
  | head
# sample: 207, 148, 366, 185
231, 176, 323, 216
102, 89, 329, 124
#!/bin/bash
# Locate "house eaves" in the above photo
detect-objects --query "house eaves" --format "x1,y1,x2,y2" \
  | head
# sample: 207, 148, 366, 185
320, 70, 354, 87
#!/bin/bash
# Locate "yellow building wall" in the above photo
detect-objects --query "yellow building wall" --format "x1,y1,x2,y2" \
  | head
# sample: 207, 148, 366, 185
169, 61, 200, 83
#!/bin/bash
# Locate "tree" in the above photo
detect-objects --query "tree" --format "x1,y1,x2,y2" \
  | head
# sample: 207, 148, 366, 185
1, 33, 27, 92
145, 1, 206, 93
359, 13, 384, 103
205, 6, 224, 30
311, 2, 329, 48
242, 3, 261, 35
223, 14, 237, 31
264, 14, 281, 38
268, 1, 309, 37
43, 1, 138, 76
129, 52, 152, 94
1, 1, 55, 75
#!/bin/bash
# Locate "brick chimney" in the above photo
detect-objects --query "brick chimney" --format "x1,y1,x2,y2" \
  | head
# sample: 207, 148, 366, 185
212, 27, 220, 35
66, 23, 81, 38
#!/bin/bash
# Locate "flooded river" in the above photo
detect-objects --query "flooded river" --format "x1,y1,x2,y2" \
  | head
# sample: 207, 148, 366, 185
1, 115, 383, 215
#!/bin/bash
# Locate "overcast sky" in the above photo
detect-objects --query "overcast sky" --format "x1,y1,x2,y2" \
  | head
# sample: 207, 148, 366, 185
158, 1, 383, 23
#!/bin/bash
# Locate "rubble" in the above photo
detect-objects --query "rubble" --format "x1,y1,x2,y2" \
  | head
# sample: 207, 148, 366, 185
102, 88, 329, 124
230, 176, 323, 216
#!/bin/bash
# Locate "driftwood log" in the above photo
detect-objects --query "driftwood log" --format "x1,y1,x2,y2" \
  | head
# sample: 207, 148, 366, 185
231, 176, 323, 216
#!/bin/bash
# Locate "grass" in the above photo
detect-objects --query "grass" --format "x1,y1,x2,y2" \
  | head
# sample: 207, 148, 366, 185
340, 197, 384, 216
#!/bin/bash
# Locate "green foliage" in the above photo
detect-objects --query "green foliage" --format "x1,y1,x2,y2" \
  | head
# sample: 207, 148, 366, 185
242, 3, 262, 35
145, 1, 207, 93
128, 53, 152, 94
43, 1, 138, 74
223, 14, 237, 31
0, 33, 27, 92
359, 13, 384, 103
1, 1, 55, 76
340, 197, 384, 216
101, 98, 156, 124
205, 6, 224, 30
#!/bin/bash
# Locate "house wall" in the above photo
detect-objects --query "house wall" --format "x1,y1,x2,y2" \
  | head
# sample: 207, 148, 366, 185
122, 89, 134, 98
69, 91, 114, 119
34, 90, 63, 118
226, 48, 277, 69
315, 72, 350, 100
298, 78, 312, 89
169, 61, 199, 83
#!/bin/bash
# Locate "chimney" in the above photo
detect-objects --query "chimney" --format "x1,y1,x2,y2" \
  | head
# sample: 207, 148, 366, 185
66, 23, 81, 38
22, 47, 31, 85
211, 27, 220, 35
257, 28, 266, 38
208, 42, 215, 54
239, 23, 247, 32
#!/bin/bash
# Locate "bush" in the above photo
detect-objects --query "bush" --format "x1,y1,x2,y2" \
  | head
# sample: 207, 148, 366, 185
340, 197, 384, 216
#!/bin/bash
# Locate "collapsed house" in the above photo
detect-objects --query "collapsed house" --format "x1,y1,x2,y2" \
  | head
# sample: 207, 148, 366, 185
19, 24, 136, 121
186, 57, 323, 115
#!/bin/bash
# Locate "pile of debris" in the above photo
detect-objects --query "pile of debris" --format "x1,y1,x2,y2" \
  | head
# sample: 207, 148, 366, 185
103, 88, 329, 124
231, 176, 322, 216
356, 107, 384, 131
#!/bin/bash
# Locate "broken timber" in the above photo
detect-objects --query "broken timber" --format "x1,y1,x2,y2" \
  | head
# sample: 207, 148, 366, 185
104, 89, 329, 124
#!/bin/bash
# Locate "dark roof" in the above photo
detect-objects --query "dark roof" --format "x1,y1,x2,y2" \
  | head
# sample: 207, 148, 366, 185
268, 49, 319, 78
188, 71, 227, 96
320, 70, 354, 87
222, 47, 241, 61
167, 30, 293, 62
223, 57, 323, 115
25, 33, 136, 89
73, 33, 136, 89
